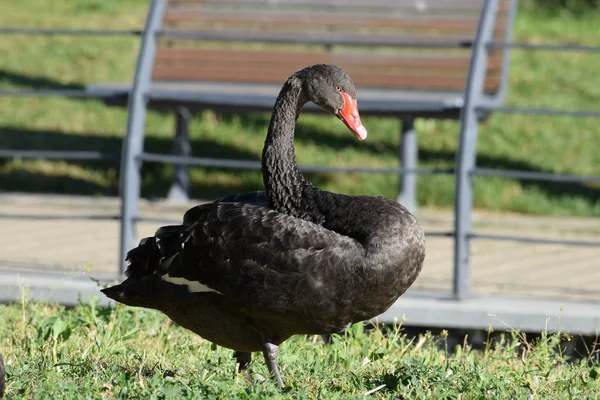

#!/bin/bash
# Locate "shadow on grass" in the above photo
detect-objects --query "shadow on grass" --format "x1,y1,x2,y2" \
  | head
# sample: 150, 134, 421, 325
231, 112, 600, 205
0, 69, 86, 91
419, 148, 600, 204
219, 111, 400, 156
1, 116, 598, 205
0, 124, 339, 198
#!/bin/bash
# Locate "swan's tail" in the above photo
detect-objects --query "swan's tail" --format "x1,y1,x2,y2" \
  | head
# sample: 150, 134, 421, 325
101, 275, 165, 309
101, 225, 185, 308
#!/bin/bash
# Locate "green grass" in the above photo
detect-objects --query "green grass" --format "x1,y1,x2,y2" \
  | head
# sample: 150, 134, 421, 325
1, 0, 599, 216
1, 299, 598, 399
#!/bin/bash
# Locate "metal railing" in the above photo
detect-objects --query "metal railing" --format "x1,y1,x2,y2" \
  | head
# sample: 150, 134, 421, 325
453, 0, 600, 298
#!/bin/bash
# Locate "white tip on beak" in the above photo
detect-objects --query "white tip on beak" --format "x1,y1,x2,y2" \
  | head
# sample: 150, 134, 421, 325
355, 125, 368, 140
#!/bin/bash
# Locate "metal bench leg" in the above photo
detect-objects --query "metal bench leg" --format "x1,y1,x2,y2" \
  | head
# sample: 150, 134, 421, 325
397, 118, 417, 212
453, 0, 499, 299
118, 0, 166, 275
167, 106, 191, 203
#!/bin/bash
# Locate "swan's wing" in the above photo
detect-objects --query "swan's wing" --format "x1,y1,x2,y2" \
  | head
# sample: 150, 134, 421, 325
214, 191, 267, 207
154, 202, 364, 318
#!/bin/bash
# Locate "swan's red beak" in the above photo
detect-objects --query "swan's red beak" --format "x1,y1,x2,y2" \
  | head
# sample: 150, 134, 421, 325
338, 92, 368, 141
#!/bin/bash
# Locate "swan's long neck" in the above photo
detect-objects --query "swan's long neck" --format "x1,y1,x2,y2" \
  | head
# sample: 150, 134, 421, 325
260, 74, 420, 260
262, 77, 321, 220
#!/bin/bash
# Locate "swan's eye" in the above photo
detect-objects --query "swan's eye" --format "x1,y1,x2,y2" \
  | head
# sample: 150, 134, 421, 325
335, 85, 342, 92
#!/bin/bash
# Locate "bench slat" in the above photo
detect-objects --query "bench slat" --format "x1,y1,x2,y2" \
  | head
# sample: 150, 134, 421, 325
167, 0, 506, 13
163, 10, 501, 33
153, 65, 501, 92
153, 0, 513, 97
155, 48, 503, 73
160, 29, 476, 47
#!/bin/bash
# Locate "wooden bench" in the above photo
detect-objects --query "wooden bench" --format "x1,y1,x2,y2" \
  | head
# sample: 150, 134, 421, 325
89, 0, 518, 208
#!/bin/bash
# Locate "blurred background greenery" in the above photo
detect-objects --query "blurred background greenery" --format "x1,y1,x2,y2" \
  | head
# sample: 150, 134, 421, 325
521, 0, 599, 14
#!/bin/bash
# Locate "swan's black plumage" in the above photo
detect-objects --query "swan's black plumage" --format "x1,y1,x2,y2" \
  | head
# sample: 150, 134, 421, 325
102, 64, 425, 389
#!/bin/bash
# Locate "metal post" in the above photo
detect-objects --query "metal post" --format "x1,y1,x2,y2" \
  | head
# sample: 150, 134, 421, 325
453, 0, 499, 299
397, 118, 417, 212
118, 0, 165, 275
481, 0, 520, 109
167, 107, 192, 202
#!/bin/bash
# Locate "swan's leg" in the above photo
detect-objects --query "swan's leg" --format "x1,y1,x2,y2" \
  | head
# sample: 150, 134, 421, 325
261, 342, 284, 389
233, 351, 252, 373
320, 323, 351, 344
308, 334, 331, 344
233, 351, 255, 385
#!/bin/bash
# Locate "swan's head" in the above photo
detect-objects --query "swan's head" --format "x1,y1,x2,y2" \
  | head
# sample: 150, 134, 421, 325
298, 64, 368, 141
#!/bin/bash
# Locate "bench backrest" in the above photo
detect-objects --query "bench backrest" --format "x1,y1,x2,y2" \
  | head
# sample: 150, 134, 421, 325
155, 0, 515, 98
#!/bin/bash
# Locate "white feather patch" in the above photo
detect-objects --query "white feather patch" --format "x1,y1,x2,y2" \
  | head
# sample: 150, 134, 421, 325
161, 274, 222, 295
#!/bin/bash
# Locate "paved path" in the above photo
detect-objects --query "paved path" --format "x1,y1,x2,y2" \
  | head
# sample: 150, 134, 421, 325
1, 193, 599, 302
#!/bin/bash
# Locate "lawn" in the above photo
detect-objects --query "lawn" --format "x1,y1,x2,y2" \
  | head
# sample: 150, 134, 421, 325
0, 299, 598, 399
0, 0, 599, 216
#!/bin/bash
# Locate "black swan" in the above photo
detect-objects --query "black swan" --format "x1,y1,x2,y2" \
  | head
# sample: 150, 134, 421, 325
102, 64, 425, 389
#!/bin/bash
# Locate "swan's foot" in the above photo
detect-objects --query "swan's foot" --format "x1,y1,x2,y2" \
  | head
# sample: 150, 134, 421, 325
233, 351, 252, 373
233, 351, 253, 385
308, 335, 331, 344
261, 342, 284, 390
